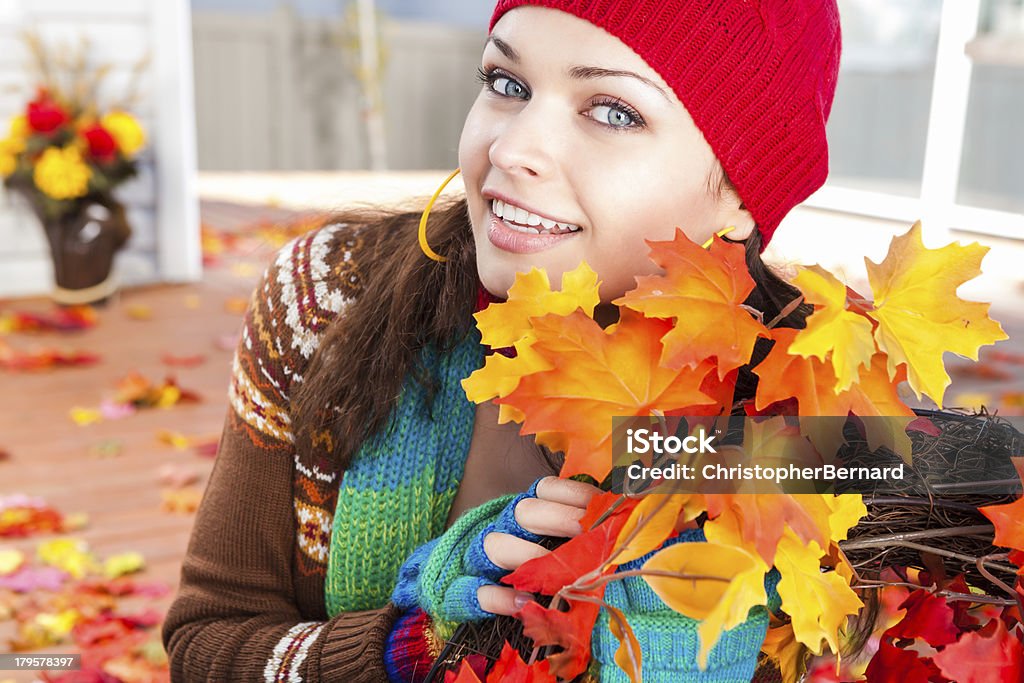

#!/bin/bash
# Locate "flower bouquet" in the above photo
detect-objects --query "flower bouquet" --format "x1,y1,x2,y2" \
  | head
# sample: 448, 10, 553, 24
438, 223, 1022, 682
0, 34, 147, 304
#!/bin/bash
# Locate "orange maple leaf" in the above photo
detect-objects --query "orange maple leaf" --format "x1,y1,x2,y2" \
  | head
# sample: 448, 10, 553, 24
497, 309, 714, 480
615, 230, 769, 379
754, 329, 912, 418
979, 458, 1024, 554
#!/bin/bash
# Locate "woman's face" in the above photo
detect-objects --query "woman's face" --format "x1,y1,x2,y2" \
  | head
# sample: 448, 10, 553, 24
459, 6, 751, 302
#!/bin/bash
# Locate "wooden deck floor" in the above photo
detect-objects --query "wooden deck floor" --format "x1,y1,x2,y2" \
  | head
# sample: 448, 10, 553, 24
0, 200, 311, 681
1, 199, 1023, 682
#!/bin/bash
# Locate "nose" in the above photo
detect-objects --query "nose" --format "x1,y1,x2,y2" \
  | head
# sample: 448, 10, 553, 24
488, 100, 557, 179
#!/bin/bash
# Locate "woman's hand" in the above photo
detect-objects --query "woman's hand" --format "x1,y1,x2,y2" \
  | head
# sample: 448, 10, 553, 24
477, 475, 600, 616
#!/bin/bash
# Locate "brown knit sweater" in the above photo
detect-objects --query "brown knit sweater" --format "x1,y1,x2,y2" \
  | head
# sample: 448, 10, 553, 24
162, 223, 400, 682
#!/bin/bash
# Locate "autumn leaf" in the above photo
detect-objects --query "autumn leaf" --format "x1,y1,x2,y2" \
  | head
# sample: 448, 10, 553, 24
863, 638, 935, 683
932, 619, 1024, 683
754, 330, 913, 419
461, 336, 551, 410
486, 642, 557, 683
612, 494, 690, 564
498, 309, 714, 480
518, 598, 602, 680
605, 603, 642, 682
615, 230, 769, 378
866, 222, 1007, 406
505, 494, 633, 595
886, 590, 959, 647
642, 540, 768, 668
774, 531, 862, 655
474, 263, 601, 349
761, 623, 805, 683
788, 265, 875, 393
979, 457, 1024, 553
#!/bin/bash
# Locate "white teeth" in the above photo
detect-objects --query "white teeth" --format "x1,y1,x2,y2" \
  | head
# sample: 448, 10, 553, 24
491, 198, 581, 234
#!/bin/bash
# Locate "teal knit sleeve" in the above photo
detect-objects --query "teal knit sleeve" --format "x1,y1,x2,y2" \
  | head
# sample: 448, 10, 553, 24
592, 528, 780, 683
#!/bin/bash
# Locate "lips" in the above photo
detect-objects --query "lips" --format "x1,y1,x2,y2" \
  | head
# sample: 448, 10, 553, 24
485, 205, 582, 255
490, 198, 581, 235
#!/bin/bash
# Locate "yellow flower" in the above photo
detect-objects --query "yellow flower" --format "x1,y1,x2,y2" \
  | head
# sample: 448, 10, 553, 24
0, 150, 16, 178
33, 146, 92, 200
101, 110, 145, 157
8, 113, 28, 140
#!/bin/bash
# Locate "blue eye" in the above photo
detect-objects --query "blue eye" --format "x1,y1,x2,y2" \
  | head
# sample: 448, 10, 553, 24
494, 76, 527, 99
591, 99, 645, 130
476, 67, 528, 99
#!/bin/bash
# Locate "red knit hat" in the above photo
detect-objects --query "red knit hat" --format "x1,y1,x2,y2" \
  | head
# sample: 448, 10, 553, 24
489, 0, 842, 246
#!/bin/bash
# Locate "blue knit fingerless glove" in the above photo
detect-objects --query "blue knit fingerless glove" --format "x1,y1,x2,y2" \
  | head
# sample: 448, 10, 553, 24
391, 479, 545, 635
592, 527, 781, 683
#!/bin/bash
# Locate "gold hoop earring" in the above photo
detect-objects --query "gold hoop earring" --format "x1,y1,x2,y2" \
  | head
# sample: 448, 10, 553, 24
418, 168, 461, 263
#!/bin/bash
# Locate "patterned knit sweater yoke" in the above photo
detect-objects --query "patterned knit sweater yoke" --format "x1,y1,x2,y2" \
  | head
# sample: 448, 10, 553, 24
325, 334, 484, 615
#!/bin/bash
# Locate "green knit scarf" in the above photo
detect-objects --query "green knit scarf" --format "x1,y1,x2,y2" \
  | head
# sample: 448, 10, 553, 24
324, 333, 484, 616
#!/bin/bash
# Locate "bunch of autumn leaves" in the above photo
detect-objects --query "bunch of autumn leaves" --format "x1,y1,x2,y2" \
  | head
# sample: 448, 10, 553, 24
456, 223, 1012, 682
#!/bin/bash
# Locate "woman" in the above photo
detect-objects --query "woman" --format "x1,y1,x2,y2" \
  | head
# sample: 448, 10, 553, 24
163, 1, 841, 680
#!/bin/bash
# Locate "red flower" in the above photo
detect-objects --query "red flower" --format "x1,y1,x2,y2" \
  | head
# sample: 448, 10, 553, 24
27, 97, 70, 134
81, 124, 118, 162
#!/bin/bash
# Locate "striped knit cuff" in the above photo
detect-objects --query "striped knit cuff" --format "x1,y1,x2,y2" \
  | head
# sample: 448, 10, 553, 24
385, 608, 438, 683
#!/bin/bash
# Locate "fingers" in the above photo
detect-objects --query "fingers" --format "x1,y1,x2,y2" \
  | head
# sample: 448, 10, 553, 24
477, 584, 535, 617
534, 476, 601, 508
483, 532, 549, 571
515, 496, 587, 537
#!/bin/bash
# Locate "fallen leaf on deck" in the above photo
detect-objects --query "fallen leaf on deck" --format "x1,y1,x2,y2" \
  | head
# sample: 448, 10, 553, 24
0, 565, 70, 592
0, 495, 68, 537
0, 549, 25, 575
192, 437, 219, 458
160, 488, 202, 514
125, 305, 153, 321
0, 306, 97, 333
157, 463, 200, 489
156, 430, 191, 451
223, 297, 248, 314
160, 353, 206, 367
69, 407, 103, 426
100, 399, 136, 420
0, 340, 100, 371
184, 294, 201, 309
37, 538, 98, 579
103, 553, 145, 579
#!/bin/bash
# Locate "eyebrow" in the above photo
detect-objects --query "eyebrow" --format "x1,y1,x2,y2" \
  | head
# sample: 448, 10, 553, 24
486, 35, 670, 101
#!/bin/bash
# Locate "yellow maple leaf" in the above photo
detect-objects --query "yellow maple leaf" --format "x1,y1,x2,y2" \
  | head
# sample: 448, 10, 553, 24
103, 551, 145, 579
774, 530, 862, 656
612, 494, 690, 564
642, 540, 768, 669
866, 222, 1007, 405
616, 230, 769, 378
474, 263, 600, 349
788, 266, 875, 393
37, 538, 97, 579
761, 622, 806, 683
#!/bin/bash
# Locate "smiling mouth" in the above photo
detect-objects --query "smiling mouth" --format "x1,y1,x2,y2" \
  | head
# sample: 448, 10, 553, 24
490, 198, 582, 235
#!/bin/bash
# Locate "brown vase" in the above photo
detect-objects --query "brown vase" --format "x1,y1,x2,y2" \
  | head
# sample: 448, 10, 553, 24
17, 191, 132, 306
